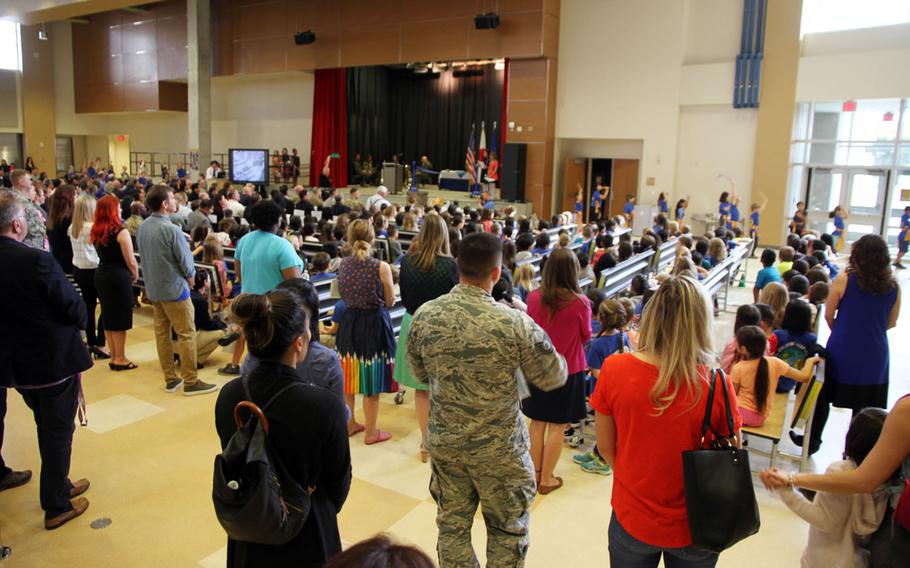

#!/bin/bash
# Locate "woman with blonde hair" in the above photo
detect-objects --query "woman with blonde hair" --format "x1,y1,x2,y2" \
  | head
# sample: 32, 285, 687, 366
760, 281, 789, 328
337, 218, 397, 444
395, 213, 458, 460
591, 276, 742, 566
523, 248, 589, 493
68, 193, 109, 358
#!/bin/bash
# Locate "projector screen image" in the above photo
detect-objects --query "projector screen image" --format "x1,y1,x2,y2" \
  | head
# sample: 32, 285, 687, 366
229, 149, 268, 184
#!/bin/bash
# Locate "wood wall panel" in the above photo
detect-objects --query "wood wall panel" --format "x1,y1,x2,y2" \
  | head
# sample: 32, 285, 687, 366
237, 37, 289, 74
504, 101, 547, 142
158, 80, 189, 111
73, 0, 187, 113
210, 0, 549, 75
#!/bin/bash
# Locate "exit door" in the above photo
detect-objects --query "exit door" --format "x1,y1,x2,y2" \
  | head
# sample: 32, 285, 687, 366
806, 167, 890, 244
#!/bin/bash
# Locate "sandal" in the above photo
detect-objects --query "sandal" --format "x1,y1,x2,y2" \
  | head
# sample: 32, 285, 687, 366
109, 362, 138, 371
538, 476, 563, 495
348, 424, 366, 437
365, 430, 392, 445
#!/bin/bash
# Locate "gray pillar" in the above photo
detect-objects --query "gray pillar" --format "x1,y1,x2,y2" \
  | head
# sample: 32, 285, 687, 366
187, 0, 211, 178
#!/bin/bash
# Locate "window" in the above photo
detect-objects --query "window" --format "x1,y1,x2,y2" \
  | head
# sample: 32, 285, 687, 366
0, 21, 20, 71
802, 0, 910, 36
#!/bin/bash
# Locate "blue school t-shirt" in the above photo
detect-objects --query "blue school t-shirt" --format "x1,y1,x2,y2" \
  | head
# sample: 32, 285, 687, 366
755, 266, 782, 290
833, 215, 845, 236
235, 230, 304, 294
658, 198, 668, 214
623, 202, 634, 215
730, 204, 740, 223
750, 210, 760, 228
331, 300, 347, 324
586, 332, 631, 371
676, 207, 686, 220
719, 202, 731, 217
774, 329, 818, 392
901, 214, 910, 241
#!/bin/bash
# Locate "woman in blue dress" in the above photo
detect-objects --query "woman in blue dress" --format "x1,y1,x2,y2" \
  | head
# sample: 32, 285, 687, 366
794, 235, 900, 455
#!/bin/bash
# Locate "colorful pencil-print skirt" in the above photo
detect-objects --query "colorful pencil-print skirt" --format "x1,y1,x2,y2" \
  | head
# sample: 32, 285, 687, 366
336, 306, 398, 396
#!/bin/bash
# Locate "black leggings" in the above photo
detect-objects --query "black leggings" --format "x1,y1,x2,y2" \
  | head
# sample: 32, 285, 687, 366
73, 267, 105, 347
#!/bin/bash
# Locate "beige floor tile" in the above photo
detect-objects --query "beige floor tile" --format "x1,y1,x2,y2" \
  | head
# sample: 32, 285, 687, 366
83, 394, 165, 434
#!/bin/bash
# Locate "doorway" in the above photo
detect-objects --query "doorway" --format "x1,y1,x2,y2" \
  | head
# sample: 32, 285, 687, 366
806, 166, 890, 244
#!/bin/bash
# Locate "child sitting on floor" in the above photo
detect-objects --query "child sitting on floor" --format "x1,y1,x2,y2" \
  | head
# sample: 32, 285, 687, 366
731, 326, 819, 427
771, 408, 889, 568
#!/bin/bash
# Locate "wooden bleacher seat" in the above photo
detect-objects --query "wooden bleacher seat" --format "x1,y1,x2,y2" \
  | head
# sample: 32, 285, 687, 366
741, 392, 790, 467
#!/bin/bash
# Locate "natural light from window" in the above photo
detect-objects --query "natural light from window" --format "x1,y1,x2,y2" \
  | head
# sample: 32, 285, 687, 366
0, 20, 21, 71
801, 0, 910, 36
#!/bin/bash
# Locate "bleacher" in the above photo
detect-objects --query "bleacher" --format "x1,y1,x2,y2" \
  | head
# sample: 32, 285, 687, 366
700, 238, 752, 309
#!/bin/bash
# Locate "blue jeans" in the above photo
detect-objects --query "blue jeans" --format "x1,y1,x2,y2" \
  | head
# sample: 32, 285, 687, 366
608, 512, 718, 568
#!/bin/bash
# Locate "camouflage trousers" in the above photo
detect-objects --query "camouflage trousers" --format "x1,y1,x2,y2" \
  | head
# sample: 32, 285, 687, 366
429, 451, 537, 568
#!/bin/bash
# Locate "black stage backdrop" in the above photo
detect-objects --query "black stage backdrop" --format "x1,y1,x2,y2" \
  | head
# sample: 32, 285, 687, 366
347, 64, 504, 175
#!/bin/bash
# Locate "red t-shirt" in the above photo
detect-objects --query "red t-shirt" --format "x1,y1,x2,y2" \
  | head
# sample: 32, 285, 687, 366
590, 354, 743, 548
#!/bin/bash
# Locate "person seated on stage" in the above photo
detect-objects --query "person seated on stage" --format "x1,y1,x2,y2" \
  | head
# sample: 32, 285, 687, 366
365, 185, 391, 213
310, 252, 336, 283
485, 151, 499, 186
416, 155, 434, 186
362, 154, 377, 186
351, 153, 364, 186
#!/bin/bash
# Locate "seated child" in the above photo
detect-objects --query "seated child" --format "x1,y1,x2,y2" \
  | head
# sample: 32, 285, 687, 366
774, 300, 819, 393
617, 297, 639, 350
771, 408, 889, 568
754, 248, 783, 302
777, 246, 795, 276
514, 263, 538, 302
720, 304, 761, 374
731, 325, 820, 427
788, 274, 810, 299
754, 303, 779, 354
387, 225, 403, 262
586, 288, 607, 335
310, 252, 336, 282
586, 300, 632, 379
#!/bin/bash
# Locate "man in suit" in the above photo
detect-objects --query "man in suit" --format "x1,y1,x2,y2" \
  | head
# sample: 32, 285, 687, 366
0, 190, 94, 529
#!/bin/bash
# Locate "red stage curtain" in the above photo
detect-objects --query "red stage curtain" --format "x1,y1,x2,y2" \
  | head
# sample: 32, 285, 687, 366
310, 68, 348, 188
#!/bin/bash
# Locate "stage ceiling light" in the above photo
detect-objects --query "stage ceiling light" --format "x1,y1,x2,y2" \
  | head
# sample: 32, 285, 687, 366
474, 12, 500, 29
294, 30, 316, 45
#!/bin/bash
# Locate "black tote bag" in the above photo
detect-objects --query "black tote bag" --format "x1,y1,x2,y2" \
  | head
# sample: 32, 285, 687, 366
682, 369, 760, 552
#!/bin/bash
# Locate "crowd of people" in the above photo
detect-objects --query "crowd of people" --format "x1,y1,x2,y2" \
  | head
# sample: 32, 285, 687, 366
0, 160, 907, 568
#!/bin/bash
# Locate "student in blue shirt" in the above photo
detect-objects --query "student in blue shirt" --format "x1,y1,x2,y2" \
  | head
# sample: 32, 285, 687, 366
574, 183, 585, 221
310, 252, 336, 283
728, 196, 741, 230
829, 205, 847, 253
530, 232, 551, 255
753, 248, 782, 302
657, 192, 669, 215
586, 299, 631, 378
622, 194, 635, 224
675, 198, 688, 221
791, 201, 807, 235
718, 191, 731, 228
895, 205, 910, 269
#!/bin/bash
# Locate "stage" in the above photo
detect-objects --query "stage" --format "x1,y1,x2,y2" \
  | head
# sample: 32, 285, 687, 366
333, 184, 535, 217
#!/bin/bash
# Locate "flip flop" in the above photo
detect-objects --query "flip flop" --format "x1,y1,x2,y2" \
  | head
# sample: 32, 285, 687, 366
538, 476, 563, 495
365, 430, 392, 445
348, 424, 366, 437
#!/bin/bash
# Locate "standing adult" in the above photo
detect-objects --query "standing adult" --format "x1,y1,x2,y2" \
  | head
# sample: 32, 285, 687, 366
10, 169, 47, 251
220, 199, 303, 376
137, 186, 218, 396
407, 232, 567, 567
281, 147, 291, 183
592, 276, 742, 567
0, 191, 93, 529
291, 148, 301, 185
47, 184, 76, 274
523, 248, 591, 493
215, 290, 351, 567
187, 198, 214, 233
795, 235, 900, 455
336, 219, 397, 445
395, 213, 458, 462
91, 195, 139, 370
69, 194, 109, 359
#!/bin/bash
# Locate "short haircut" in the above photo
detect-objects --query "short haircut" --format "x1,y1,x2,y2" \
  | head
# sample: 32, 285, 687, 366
792, 259, 809, 274
779, 246, 795, 262
10, 169, 27, 187
199, 198, 213, 210
760, 248, 777, 267
145, 185, 171, 212
312, 252, 330, 271
754, 302, 775, 326
789, 274, 810, 296
457, 232, 502, 280
0, 190, 23, 233
250, 199, 283, 231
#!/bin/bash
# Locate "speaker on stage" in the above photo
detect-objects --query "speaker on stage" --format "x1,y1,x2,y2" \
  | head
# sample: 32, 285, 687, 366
500, 143, 526, 202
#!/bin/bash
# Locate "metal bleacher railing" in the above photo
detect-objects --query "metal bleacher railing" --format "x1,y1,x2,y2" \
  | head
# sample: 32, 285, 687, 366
128, 151, 310, 185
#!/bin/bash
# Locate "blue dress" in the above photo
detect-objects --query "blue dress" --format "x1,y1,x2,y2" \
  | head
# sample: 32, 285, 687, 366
825, 274, 898, 409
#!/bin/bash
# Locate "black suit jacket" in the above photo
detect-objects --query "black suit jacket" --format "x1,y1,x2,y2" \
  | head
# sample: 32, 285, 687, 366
0, 237, 93, 388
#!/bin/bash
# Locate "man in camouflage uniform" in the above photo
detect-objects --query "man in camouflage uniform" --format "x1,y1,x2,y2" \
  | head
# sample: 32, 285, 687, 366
10, 170, 47, 251
408, 232, 567, 568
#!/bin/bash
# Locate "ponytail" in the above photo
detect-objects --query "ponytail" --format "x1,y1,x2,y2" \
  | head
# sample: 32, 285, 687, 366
347, 219, 375, 260
754, 357, 770, 414
736, 325, 771, 413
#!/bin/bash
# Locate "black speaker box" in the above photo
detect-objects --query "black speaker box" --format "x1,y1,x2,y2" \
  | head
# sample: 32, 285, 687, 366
500, 142, 526, 202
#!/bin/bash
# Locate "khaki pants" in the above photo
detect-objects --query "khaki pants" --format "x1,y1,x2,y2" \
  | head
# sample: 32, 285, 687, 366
151, 299, 197, 386
196, 329, 223, 365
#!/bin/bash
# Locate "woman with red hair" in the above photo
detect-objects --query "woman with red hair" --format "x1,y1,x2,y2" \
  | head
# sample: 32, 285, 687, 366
91, 195, 139, 370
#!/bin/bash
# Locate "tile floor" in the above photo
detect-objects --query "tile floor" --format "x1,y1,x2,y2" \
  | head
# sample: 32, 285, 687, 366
1, 251, 908, 567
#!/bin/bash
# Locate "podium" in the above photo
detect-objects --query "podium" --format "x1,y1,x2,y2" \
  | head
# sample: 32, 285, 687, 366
382, 163, 405, 194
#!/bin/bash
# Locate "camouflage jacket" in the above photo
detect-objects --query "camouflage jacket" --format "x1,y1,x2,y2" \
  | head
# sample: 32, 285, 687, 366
408, 283, 567, 457
17, 191, 47, 251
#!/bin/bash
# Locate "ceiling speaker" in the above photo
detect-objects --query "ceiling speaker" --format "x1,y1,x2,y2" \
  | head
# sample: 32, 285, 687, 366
294, 30, 316, 45
474, 13, 500, 30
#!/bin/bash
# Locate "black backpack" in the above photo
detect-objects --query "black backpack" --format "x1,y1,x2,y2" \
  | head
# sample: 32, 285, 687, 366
213, 376, 314, 545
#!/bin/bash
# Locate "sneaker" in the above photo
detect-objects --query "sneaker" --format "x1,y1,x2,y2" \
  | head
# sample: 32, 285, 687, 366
218, 332, 241, 346
184, 380, 219, 397
164, 379, 183, 393
580, 455, 612, 476
895, 263, 906, 269
572, 450, 597, 465
217, 364, 241, 376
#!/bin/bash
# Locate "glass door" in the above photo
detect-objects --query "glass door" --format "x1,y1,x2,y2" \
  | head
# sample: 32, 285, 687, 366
806, 167, 843, 234
843, 169, 889, 243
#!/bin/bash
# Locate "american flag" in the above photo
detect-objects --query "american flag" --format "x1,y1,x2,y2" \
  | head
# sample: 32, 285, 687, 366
465, 124, 476, 186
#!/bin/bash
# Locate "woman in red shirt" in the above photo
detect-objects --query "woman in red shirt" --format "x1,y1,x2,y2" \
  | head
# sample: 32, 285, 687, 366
591, 276, 742, 567
523, 248, 590, 494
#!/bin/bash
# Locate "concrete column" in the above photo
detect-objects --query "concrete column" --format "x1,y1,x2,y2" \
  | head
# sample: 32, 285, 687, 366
750, 0, 802, 245
20, 25, 57, 176
187, 0, 211, 178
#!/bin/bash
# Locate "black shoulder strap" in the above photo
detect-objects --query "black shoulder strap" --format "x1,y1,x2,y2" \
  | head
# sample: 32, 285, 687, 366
700, 369, 718, 440
715, 368, 736, 439
241, 374, 304, 413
